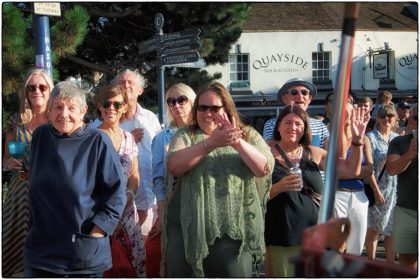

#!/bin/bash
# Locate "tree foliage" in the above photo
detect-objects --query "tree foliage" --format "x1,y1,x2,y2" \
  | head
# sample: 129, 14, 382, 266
56, 2, 250, 105
2, 2, 89, 95
2, 3, 250, 108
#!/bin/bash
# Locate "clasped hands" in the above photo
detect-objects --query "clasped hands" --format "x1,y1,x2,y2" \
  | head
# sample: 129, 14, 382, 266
208, 112, 243, 148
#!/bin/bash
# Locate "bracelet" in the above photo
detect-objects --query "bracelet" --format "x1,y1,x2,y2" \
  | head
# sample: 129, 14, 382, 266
203, 139, 211, 153
351, 141, 364, 146
126, 189, 135, 200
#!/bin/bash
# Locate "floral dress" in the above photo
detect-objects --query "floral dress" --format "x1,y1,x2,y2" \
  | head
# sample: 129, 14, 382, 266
118, 129, 146, 276
366, 129, 398, 236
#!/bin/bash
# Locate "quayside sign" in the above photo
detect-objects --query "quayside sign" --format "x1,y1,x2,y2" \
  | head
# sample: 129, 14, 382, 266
252, 52, 310, 70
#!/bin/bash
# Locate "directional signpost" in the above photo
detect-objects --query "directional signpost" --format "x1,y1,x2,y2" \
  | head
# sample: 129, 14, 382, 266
168, 58, 207, 69
160, 51, 200, 65
138, 13, 206, 126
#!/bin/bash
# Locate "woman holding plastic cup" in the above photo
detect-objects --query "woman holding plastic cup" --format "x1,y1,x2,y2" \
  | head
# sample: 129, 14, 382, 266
2, 68, 53, 277
264, 104, 369, 277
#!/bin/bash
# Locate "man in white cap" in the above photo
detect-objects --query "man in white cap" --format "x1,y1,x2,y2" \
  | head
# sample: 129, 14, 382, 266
263, 78, 329, 149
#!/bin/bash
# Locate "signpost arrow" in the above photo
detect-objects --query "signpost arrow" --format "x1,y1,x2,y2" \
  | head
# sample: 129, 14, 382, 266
138, 36, 160, 54
167, 58, 207, 68
161, 41, 202, 55
160, 51, 200, 66
161, 28, 201, 41
161, 36, 199, 48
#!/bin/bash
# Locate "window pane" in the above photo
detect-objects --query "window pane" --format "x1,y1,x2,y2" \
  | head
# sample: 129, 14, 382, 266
230, 64, 236, 71
243, 73, 248, 80
243, 63, 248, 71
238, 64, 242, 71
229, 55, 236, 63
323, 61, 329, 68
312, 53, 316, 60
230, 73, 236, 80
325, 53, 330, 60
312, 70, 317, 77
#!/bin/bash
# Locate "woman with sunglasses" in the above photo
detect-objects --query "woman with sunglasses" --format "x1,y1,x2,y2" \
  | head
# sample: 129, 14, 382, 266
264, 104, 369, 277
94, 85, 146, 276
364, 104, 399, 263
148, 83, 196, 276
2, 68, 53, 277
24, 81, 126, 277
164, 81, 274, 277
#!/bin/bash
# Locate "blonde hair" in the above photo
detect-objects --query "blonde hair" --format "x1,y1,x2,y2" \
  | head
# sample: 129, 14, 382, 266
378, 91, 392, 104
376, 104, 398, 129
166, 83, 196, 127
19, 68, 54, 124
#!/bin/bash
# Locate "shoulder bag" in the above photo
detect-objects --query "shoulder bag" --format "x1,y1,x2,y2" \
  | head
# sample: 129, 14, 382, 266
364, 164, 386, 207
274, 144, 322, 207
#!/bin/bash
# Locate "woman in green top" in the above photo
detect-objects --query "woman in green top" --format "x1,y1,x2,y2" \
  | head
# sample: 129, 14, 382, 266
164, 81, 274, 277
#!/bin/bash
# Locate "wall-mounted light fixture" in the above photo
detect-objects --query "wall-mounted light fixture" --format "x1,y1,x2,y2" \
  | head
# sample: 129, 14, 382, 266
384, 42, 390, 50
236, 44, 241, 54
368, 47, 373, 68
318, 43, 324, 52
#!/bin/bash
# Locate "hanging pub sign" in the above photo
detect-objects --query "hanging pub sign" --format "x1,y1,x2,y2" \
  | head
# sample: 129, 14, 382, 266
373, 52, 389, 79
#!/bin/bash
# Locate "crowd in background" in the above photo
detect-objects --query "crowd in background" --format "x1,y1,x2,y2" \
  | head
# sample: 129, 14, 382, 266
2, 68, 418, 277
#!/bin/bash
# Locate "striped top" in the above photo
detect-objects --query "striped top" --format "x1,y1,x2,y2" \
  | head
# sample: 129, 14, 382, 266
262, 117, 330, 148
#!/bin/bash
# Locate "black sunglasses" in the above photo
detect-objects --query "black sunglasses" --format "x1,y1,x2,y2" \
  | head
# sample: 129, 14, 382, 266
102, 100, 123, 110
167, 95, 189, 107
378, 114, 395, 119
197, 104, 224, 113
289, 89, 310, 96
27, 84, 49, 92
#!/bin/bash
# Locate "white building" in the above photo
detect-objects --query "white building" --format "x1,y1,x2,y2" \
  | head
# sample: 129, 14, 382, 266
205, 2, 418, 130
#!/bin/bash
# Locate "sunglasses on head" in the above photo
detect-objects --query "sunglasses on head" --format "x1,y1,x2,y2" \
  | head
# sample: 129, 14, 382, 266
378, 113, 395, 119
102, 100, 123, 110
27, 84, 49, 92
289, 89, 310, 96
197, 104, 224, 113
167, 95, 189, 107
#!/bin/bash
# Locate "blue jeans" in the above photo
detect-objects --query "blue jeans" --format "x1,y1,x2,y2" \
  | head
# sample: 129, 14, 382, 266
24, 266, 103, 278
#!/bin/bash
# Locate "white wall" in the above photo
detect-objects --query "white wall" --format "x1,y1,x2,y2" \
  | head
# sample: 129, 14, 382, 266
205, 30, 418, 94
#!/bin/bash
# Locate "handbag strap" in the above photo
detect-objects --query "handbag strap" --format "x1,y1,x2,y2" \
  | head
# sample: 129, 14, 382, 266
377, 163, 386, 182
274, 144, 294, 168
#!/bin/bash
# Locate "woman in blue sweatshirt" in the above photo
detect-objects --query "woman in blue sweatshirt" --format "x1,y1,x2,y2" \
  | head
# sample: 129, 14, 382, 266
24, 81, 126, 277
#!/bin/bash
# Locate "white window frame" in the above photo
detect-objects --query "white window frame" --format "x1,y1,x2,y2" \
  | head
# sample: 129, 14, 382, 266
229, 53, 250, 82
312, 51, 331, 81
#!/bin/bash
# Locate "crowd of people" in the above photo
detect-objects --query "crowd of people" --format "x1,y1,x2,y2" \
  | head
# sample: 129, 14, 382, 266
2, 68, 418, 277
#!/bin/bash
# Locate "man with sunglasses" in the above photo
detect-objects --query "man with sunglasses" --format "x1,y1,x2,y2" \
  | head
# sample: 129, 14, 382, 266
386, 104, 418, 270
263, 78, 329, 149
114, 69, 162, 244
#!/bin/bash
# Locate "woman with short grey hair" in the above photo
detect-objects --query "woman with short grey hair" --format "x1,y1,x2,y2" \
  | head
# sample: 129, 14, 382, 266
24, 81, 126, 277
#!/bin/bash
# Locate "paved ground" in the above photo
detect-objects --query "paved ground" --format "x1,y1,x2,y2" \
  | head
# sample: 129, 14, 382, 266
252, 237, 388, 277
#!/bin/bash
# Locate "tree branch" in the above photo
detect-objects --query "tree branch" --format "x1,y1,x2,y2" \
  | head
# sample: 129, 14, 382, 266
65, 55, 114, 75
88, 4, 143, 18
